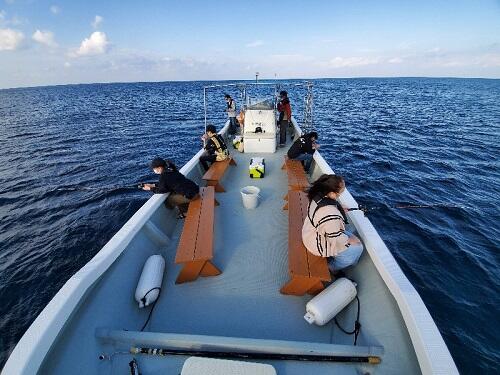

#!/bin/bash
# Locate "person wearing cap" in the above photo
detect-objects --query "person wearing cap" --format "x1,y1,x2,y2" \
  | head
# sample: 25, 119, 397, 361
224, 94, 238, 135
199, 124, 229, 171
142, 158, 199, 218
287, 131, 320, 172
277, 90, 292, 146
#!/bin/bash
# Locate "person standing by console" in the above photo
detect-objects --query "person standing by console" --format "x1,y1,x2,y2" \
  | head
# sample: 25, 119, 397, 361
277, 90, 292, 147
224, 94, 238, 136
142, 158, 199, 218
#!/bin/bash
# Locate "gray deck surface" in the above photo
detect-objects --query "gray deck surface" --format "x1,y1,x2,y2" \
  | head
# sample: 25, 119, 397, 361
150, 146, 337, 343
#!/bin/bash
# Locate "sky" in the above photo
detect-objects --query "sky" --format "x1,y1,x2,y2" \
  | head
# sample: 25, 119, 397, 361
0, 0, 499, 89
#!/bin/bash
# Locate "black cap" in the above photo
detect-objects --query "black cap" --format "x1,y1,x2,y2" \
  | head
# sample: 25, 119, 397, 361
150, 157, 166, 169
279, 90, 287, 97
206, 124, 216, 134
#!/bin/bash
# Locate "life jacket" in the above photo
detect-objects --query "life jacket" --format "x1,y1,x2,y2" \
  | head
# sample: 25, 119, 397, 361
226, 99, 236, 117
209, 134, 229, 161
308, 195, 348, 228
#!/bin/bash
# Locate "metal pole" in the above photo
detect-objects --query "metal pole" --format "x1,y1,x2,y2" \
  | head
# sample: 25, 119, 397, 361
203, 86, 207, 146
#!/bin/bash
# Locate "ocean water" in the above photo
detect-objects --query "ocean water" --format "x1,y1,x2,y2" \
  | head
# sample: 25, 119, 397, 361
0, 78, 499, 373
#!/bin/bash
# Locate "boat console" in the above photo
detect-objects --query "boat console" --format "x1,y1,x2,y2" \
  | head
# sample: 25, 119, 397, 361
242, 100, 277, 153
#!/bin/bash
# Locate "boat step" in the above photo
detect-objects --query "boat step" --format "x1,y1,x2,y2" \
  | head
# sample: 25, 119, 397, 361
144, 221, 170, 245
95, 328, 384, 359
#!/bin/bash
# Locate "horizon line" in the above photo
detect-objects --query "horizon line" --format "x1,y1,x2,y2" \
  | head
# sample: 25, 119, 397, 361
1, 75, 499, 91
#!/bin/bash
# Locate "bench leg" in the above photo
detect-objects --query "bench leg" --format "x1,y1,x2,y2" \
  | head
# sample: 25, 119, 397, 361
206, 180, 225, 193
306, 280, 325, 295
200, 260, 221, 277
176, 261, 206, 284
176, 260, 221, 284
280, 276, 325, 296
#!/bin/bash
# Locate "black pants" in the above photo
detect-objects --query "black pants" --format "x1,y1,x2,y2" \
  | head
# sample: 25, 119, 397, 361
199, 151, 216, 171
229, 117, 238, 135
279, 119, 289, 146
166, 193, 199, 214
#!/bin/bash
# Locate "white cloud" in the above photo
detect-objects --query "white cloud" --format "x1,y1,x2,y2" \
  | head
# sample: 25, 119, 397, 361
32, 29, 57, 47
246, 40, 264, 48
91, 15, 103, 29
64, 61, 71, 68
0, 10, 5, 20
388, 57, 403, 64
327, 56, 381, 68
74, 31, 109, 56
50, 5, 60, 15
0, 27, 24, 50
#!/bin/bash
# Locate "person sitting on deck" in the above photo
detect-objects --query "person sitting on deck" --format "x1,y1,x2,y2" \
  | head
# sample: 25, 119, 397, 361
142, 157, 199, 219
302, 174, 364, 273
287, 131, 320, 172
199, 124, 229, 171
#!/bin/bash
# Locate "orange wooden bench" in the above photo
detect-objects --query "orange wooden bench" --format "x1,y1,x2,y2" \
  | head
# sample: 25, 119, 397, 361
175, 186, 221, 284
280, 190, 331, 296
282, 156, 310, 210
202, 157, 237, 192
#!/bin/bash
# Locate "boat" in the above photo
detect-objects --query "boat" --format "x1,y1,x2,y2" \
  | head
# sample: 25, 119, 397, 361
2, 82, 458, 374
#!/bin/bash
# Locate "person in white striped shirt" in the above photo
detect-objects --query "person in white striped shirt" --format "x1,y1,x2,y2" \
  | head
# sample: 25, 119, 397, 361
302, 174, 364, 272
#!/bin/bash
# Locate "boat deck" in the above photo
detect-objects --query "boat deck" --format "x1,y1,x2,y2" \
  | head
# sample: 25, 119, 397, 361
39, 140, 420, 375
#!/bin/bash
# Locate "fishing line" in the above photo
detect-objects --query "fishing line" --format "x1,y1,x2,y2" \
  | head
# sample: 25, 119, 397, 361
347, 203, 471, 213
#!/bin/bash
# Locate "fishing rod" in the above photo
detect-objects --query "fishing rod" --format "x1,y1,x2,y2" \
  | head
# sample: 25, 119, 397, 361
347, 203, 470, 214
56, 183, 153, 192
128, 346, 382, 364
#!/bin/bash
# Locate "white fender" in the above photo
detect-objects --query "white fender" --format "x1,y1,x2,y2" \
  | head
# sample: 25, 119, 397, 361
304, 278, 357, 326
135, 255, 165, 308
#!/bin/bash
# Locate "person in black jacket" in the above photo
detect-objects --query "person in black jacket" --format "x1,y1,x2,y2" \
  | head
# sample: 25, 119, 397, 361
199, 124, 229, 171
287, 131, 320, 172
142, 157, 199, 218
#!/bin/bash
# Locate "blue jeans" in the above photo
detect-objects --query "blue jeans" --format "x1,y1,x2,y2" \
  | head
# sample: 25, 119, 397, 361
327, 230, 364, 271
291, 153, 313, 171
328, 243, 364, 271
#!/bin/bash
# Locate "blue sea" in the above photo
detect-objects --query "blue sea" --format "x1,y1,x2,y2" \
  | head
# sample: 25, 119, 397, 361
0, 78, 499, 373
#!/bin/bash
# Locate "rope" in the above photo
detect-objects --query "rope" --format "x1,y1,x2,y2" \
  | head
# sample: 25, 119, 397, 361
140, 287, 161, 331
334, 296, 361, 346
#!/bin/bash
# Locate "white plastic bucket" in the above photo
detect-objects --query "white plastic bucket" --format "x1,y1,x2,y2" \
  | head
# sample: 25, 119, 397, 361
240, 186, 260, 209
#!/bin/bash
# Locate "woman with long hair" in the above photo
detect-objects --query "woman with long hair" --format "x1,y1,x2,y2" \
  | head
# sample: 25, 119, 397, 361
302, 174, 364, 272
